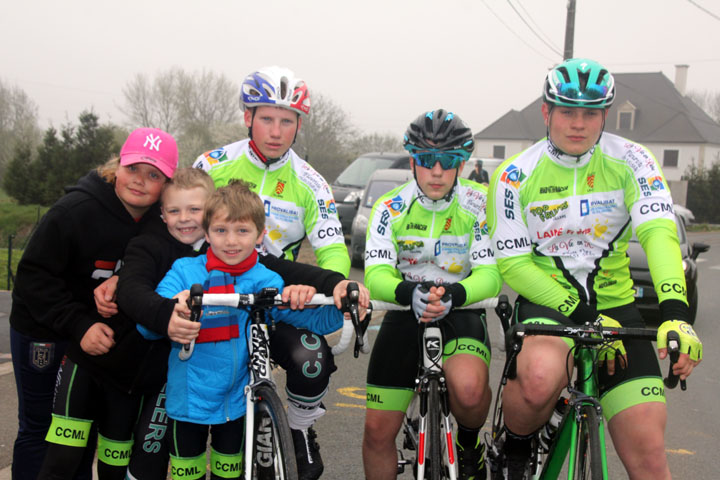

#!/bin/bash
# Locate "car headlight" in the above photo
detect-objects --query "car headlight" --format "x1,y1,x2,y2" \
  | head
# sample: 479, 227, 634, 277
344, 190, 362, 203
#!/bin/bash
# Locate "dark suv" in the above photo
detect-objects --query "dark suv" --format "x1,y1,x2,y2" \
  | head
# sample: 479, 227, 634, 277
628, 213, 709, 324
331, 152, 410, 233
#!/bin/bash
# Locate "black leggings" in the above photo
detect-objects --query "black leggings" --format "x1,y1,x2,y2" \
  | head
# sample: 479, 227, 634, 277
38, 357, 142, 480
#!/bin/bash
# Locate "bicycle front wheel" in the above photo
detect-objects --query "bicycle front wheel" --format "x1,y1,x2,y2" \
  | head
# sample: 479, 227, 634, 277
573, 405, 604, 480
250, 384, 299, 480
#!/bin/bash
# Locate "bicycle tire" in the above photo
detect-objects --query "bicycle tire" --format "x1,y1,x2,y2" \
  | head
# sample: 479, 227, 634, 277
573, 405, 603, 480
251, 384, 299, 480
427, 378, 445, 480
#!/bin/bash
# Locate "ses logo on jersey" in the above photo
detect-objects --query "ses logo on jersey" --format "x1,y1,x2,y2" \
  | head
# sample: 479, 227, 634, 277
384, 195, 406, 217
500, 165, 526, 188
202, 148, 227, 166
317, 199, 337, 219
648, 176, 665, 191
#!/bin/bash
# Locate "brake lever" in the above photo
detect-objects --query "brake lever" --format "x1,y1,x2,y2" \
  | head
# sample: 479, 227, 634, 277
663, 330, 686, 391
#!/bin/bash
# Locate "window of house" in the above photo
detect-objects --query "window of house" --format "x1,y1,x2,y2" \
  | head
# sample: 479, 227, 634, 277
619, 112, 632, 130
663, 149, 679, 168
615, 101, 636, 130
492, 145, 505, 159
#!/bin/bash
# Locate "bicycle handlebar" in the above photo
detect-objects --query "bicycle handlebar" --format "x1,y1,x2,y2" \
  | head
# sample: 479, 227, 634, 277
369, 296, 500, 312
178, 283, 367, 360
505, 322, 685, 390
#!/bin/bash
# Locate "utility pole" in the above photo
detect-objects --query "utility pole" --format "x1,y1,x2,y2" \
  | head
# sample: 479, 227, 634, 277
563, 0, 576, 60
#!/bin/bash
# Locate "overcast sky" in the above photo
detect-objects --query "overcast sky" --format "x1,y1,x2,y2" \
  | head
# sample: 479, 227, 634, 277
3, 0, 720, 139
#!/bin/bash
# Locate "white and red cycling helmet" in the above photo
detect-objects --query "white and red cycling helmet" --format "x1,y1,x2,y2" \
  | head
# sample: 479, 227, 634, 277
240, 66, 310, 117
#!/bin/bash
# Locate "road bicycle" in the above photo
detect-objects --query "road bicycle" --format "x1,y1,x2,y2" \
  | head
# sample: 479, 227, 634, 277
182, 282, 367, 480
486, 320, 685, 480
371, 294, 511, 480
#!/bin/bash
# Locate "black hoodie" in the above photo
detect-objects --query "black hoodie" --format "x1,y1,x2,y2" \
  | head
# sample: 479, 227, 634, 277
10, 170, 165, 392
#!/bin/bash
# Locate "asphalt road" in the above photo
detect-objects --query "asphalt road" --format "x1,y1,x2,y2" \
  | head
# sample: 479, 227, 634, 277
1, 231, 719, 478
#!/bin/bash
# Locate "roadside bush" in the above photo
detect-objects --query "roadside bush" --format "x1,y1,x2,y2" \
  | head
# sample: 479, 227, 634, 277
685, 163, 720, 224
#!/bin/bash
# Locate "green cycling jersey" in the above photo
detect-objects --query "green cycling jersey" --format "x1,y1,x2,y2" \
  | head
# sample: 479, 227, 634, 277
487, 132, 688, 323
365, 178, 501, 306
193, 139, 350, 276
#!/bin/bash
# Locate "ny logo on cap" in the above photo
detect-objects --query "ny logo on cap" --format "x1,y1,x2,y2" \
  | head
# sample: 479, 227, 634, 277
144, 134, 162, 151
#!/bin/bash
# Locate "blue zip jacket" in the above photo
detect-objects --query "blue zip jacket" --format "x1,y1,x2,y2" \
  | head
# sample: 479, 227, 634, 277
138, 255, 342, 424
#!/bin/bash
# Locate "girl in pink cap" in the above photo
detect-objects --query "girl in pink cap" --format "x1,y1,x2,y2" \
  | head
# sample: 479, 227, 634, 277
9, 127, 177, 480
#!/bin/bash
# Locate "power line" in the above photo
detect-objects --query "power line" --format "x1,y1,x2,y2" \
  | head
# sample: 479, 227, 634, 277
687, 0, 720, 22
505, 0, 563, 56
514, 0, 560, 51
480, 0, 559, 63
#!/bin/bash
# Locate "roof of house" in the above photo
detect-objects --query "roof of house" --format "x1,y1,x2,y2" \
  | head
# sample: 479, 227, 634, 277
474, 72, 720, 145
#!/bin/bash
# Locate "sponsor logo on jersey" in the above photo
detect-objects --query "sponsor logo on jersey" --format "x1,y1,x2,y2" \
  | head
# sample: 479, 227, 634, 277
406, 222, 427, 231
639, 202, 673, 216
472, 220, 487, 241
496, 237, 531, 251
443, 217, 452, 231
586, 174, 595, 189
539, 185, 569, 194
529, 201, 569, 222
504, 188, 515, 219
264, 200, 300, 222
384, 195, 406, 216
648, 176, 664, 191
500, 164, 526, 188
638, 177, 652, 197
275, 181, 285, 195
580, 198, 617, 216
326, 199, 337, 215
317, 199, 329, 219
398, 239, 424, 252
203, 148, 227, 166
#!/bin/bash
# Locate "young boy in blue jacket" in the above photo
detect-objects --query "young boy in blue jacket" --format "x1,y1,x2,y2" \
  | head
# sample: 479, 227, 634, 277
139, 180, 343, 478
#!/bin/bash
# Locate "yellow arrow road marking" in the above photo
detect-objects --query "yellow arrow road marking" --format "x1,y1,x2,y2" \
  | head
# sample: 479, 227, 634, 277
666, 448, 695, 455
338, 386, 365, 400
335, 403, 366, 409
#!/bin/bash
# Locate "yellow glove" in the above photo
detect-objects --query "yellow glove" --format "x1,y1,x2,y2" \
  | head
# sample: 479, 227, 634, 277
595, 314, 627, 368
657, 320, 703, 362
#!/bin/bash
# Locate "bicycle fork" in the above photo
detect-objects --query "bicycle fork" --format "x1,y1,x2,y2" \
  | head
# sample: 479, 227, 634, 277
245, 319, 273, 480
415, 326, 458, 480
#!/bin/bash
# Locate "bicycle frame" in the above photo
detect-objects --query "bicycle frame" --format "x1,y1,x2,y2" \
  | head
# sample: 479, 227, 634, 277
539, 345, 608, 479
398, 324, 457, 480
244, 304, 278, 480
491, 322, 682, 480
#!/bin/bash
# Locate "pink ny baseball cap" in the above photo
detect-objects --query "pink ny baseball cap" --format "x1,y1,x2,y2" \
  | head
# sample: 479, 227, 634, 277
120, 127, 178, 179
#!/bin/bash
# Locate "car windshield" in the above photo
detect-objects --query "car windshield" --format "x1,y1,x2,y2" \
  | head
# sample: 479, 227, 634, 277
630, 216, 686, 243
364, 180, 403, 207
335, 156, 396, 187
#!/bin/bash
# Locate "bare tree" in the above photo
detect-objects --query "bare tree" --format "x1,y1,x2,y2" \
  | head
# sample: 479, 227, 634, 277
121, 67, 239, 137
349, 132, 403, 157
0, 79, 40, 180
688, 89, 720, 123
294, 92, 356, 180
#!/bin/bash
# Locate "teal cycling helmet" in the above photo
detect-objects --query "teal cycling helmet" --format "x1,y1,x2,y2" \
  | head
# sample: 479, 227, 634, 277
544, 58, 615, 109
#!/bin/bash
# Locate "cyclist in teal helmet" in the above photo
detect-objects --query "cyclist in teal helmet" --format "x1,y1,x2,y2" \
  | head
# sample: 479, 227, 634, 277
487, 58, 702, 479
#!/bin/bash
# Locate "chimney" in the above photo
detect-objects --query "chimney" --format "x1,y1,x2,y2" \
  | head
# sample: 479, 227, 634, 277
674, 64, 689, 96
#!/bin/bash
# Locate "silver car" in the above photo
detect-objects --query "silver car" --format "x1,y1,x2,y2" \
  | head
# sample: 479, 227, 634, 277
349, 169, 414, 267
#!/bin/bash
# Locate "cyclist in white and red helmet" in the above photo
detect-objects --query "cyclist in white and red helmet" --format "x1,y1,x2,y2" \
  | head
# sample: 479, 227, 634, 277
194, 66, 354, 480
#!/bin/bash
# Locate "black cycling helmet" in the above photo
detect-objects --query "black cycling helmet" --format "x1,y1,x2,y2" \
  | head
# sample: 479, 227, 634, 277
403, 109, 474, 153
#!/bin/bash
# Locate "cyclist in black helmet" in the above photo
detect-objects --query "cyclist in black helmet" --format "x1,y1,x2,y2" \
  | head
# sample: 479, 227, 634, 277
363, 109, 501, 479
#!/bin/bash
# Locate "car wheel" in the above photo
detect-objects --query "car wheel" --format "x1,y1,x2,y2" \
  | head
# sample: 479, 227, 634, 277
688, 288, 698, 325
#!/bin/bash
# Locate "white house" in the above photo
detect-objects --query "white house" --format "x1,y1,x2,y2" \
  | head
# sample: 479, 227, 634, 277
473, 66, 720, 194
